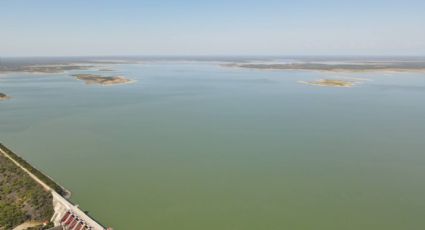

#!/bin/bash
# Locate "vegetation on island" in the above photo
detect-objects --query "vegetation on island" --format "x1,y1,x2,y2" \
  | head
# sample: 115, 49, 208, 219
0, 149, 54, 229
73, 74, 132, 85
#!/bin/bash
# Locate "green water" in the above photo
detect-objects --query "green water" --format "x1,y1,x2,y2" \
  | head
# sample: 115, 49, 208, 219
1, 63, 425, 229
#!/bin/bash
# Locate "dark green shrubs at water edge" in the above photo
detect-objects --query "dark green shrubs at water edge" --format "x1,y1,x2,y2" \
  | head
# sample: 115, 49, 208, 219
0, 150, 54, 229
0, 143, 66, 196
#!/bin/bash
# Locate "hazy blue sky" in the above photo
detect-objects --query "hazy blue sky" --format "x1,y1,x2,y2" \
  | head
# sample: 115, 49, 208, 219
1, 0, 425, 56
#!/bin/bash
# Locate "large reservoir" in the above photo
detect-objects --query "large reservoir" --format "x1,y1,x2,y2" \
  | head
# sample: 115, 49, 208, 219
1, 61, 424, 229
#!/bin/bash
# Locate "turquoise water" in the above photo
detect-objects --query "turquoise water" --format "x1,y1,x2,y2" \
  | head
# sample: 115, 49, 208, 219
1, 63, 425, 229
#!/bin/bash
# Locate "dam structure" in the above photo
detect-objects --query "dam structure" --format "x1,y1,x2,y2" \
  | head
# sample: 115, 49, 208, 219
0, 143, 111, 230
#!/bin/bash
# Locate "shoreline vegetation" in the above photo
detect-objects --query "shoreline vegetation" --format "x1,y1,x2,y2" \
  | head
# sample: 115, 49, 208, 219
0, 144, 55, 229
73, 74, 133, 85
0, 144, 67, 197
0, 143, 109, 230
1, 57, 425, 75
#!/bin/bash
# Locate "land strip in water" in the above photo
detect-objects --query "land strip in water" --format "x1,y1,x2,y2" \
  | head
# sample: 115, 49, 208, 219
0, 64, 95, 74
299, 79, 358, 87
226, 61, 425, 72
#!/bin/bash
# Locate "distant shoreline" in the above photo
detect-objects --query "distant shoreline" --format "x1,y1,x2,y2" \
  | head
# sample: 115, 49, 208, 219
224, 62, 425, 73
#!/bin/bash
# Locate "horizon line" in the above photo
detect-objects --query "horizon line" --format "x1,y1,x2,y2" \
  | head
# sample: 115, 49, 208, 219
2, 54, 425, 58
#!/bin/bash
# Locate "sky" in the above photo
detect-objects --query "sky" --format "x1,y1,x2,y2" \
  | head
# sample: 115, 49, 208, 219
1, 0, 425, 56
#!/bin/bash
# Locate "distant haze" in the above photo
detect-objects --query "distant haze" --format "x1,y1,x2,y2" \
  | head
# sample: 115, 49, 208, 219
1, 0, 425, 56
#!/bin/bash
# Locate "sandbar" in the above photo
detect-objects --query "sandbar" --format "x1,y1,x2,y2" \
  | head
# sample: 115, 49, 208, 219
299, 79, 357, 88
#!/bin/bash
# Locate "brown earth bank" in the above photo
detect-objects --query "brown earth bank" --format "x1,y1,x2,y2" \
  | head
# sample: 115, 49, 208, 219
0, 93, 10, 101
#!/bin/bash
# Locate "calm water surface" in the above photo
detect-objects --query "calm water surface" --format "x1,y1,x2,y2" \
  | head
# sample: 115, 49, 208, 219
1, 63, 425, 229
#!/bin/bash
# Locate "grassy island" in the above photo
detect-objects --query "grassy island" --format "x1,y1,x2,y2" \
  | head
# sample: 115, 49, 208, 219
73, 74, 132, 85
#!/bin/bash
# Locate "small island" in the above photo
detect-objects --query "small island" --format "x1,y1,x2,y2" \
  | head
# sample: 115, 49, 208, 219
73, 74, 133, 85
0, 92, 10, 100
299, 79, 356, 88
